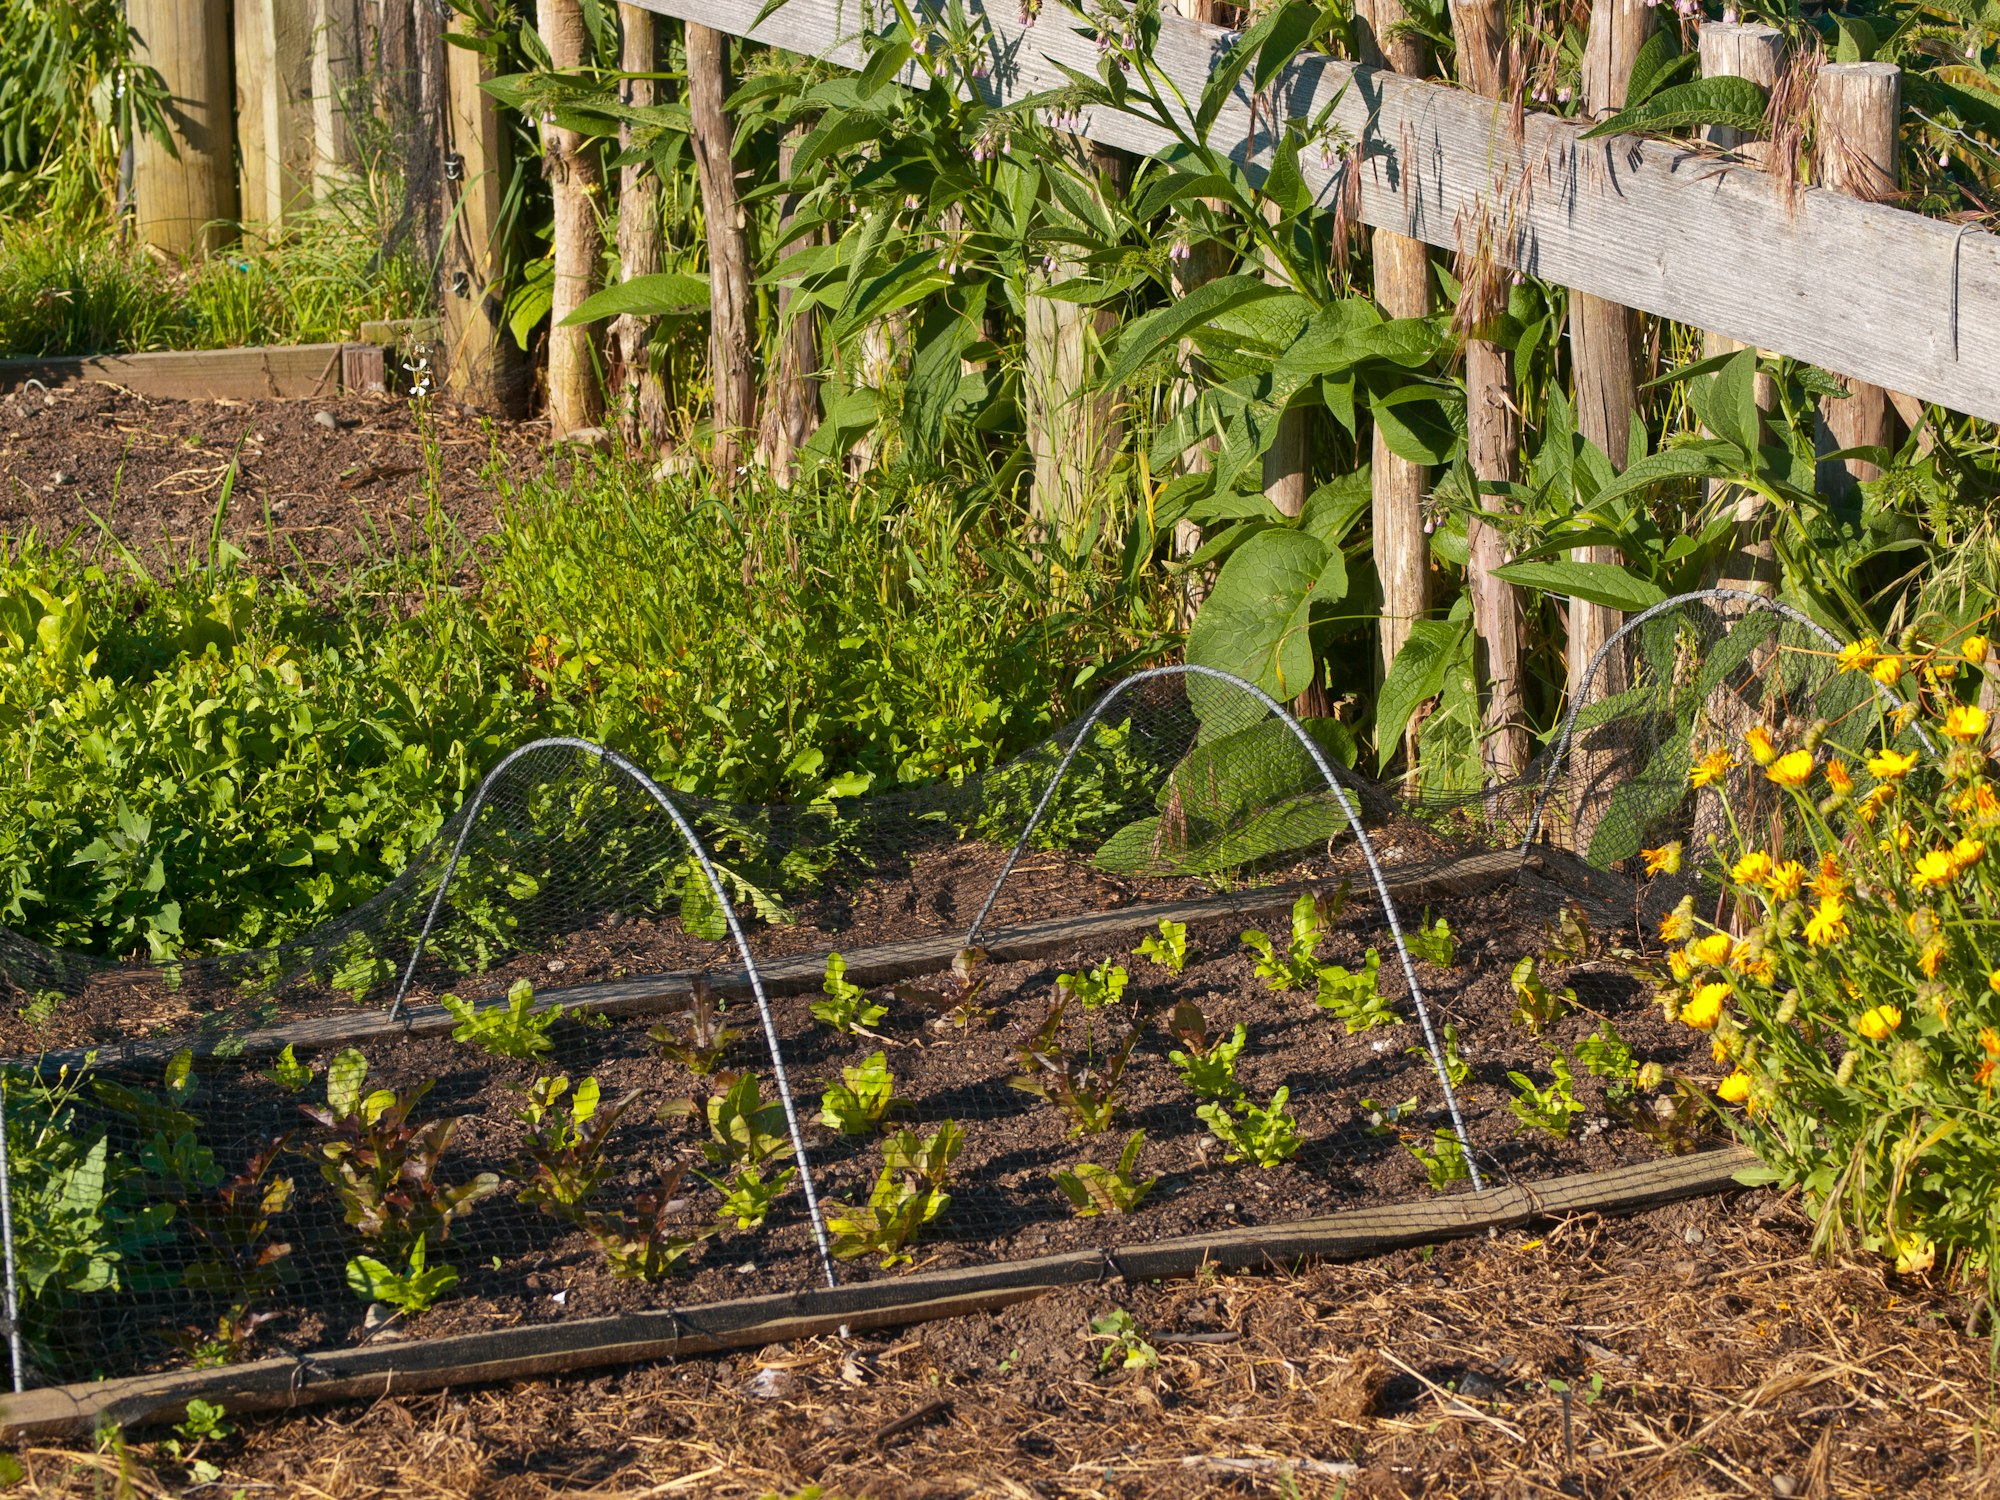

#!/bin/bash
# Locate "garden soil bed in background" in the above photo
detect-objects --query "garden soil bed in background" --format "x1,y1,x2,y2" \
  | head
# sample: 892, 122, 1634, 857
9, 1188, 1988, 1497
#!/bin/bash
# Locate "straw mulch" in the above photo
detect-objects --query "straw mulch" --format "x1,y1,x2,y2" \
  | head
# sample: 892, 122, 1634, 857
15, 1188, 1995, 1498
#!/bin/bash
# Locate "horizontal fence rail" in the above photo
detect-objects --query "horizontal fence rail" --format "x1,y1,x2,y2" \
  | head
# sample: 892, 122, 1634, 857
634, 0, 2000, 424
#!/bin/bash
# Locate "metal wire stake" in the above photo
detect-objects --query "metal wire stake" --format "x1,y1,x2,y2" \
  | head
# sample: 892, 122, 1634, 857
0, 1072, 25, 1393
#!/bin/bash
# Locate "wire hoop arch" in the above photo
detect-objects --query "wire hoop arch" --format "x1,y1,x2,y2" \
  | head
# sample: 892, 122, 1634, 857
963, 663, 1487, 1194
1521, 588, 1941, 857
383, 736, 840, 1289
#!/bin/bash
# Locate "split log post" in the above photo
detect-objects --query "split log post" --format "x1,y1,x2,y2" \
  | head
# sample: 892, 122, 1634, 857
541, 0, 606, 436
440, 7, 521, 412
233, 0, 312, 237
129, 0, 239, 256
1260, 197, 1310, 521
310, 0, 361, 192
1448, 0, 1528, 787
1697, 22, 1784, 595
688, 23, 757, 478
614, 4, 672, 451
1568, 0, 1657, 702
758, 119, 822, 481
1354, 0, 1432, 721
1812, 62, 1901, 500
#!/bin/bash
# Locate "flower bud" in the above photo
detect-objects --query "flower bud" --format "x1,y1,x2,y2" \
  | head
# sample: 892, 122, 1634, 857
1835, 1050, 1858, 1086
1635, 1062, 1665, 1091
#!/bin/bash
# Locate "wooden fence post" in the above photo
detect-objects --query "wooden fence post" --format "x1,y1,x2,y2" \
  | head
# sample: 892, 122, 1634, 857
1169, 0, 1224, 621
1813, 61, 1901, 499
688, 23, 756, 478
1449, 0, 1528, 785
758, 120, 822, 481
1568, 0, 1656, 699
233, 1, 312, 238
130, 0, 239, 256
614, 4, 671, 452
1260, 198, 1310, 521
1355, 0, 1432, 724
541, 0, 605, 437
310, 0, 362, 193
441, 7, 520, 412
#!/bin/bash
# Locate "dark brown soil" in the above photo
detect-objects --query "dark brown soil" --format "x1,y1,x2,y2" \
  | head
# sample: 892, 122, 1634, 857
0, 381, 542, 579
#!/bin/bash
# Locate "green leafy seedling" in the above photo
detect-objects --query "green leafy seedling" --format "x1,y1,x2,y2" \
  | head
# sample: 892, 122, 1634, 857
1314, 949, 1400, 1033
582, 1165, 717, 1280
1056, 959, 1129, 1009
442, 979, 557, 1061
1510, 953, 1574, 1034
263, 1044, 312, 1094
710, 1163, 795, 1230
819, 1051, 899, 1136
1409, 1022, 1470, 1086
1359, 1096, 1419, 1138
515, 1074, 639, 1215
1089, 1309, 1158, 1371
701, 1071, 796, 1171
815, 953, 887, 1034
1507, 1055, 1585, 1138
1407, 1128, 1471, 1191
1197, 1087, 1303, 1167
1241, 892, 1330, 991
345, 1232, 457, 1314
1408, 914, 1455, 968
827, 1121, 963, 1268
1574, 1023, 1636, 1082
650, 978, 740, 1075
1135, 918, 1191, 975
1052, 1131, 1157, 1217
895, 946, 994, 1031
1166, 1001, 1247, 1100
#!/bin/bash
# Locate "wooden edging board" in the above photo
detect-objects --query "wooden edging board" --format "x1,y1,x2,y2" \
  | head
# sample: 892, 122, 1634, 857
0, 1145, 1756, 1440
73, 847, 1546, 1071
0, 342, 381, 401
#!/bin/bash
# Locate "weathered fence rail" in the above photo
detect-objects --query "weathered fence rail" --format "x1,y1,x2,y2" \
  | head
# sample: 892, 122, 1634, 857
631, 0, 2000, 425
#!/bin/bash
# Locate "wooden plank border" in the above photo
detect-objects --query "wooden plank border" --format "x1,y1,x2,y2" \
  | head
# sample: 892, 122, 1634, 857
0, 343, 376, 402
628, 0, 2000, 423
0, 1145, 1755, 1440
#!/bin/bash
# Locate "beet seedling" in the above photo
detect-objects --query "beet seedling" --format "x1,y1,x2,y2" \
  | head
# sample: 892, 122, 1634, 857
442, 979, 558, 1061
1052, 1130, 1157, 1216
816, 953, 887, 1034
819, 1051, 898, 1136
514, 1074, 639, 1216
895, 946, 994, 1032
1241, 892, 1333, 991
345, 1232, 457, 1315
827, 1121, 963, 1268
649, 979, 740, 1075
1088, 1309, 1159, 1371
1197, 1087, 1302, 1167
1510, 953, 1575, 1034
1135, 918, 1191, 975
1507, 1055, 1584, 1138
1166, 1001, 1247, 1100
583, 1164, 716, 1279
1056, 959, 1129, 1010
1009, 999, 1141, 1135
1313, 949, 1400, 1033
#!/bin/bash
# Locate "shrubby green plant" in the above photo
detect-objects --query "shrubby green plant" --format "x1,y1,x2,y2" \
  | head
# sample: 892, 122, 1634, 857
1197, 1087, 1303, 1167
444, 980, 558, 1061
814, 953, 886, 1035
1052, 1131, 1156, 1217
345, 1233, 457, 1315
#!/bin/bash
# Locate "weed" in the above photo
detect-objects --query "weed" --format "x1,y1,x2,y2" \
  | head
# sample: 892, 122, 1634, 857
443, 979, 558, 1061
345, 1232, 458, 1314
819, 1052, 899, 1136
1087, 1309, 1158, 1371
1507, 1056, 1585, 1138
583, 1165, 716, 1279
1052, 1130, 1157, 1216
1241, 893, 1332, 991
1166, 1001, 1247, 1100
1009, 999, 1141, 1135
815, 953, 887, 1034
1359, 1096, 1419, 1137
827, 1122, 963, 1268
515, 1074, 639, 1216
1135, 917, 1191, 974
1198, 1087, 1303, 1167
1056, 959, 1129, 1010
650, 978, 741, 1074
1510, 953, 1574, 1034
1314, 949, 1400, 1033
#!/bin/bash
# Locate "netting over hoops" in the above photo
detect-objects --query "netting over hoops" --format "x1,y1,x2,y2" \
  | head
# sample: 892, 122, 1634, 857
0, 593, 1928, 1398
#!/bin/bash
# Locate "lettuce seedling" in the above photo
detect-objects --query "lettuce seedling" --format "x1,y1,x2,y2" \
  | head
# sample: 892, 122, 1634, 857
345, 1232, 457, 1314
180, 1137, 294, 1298
1507, 1055, 1584, 1137
1573, 1022, 1636, 1082
1406, 1128, 1471, 1190
1314, 949, 1400, 1033
1135, 918, 1191, 975
1008, 999, 1141, 1135
1509, 954, 1574, 1034
1052, 1131, 1157, 1217
1166, 1002, 1248, 1100
263, 1045, 312, 1094
442, 979, 557, 1061
650, 978, 740, 1075
1407, 914, 1456, 968
1408, 1022, 1470, 1086
1056, 959, 1129, 1010
710, 1163, 795, 1229
583, 1164, 716, 1280
1197, 1087, 1302, 1167
896, 946, 994, 1032
827, 1122, 963, 1268
815, 953, 887, 1034
819, 1051, 898, 1136
515, 1074, 639, 1216
701, 1071, 795, 1171
1241, 892, 1331, 991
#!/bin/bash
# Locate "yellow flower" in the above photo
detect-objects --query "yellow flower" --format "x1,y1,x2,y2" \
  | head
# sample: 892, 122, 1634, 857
1766, 750, 1815, 788
1978, 1027, 1999, 1091
1988, 968, 2000, 995
1838, 638, 1880, 673
1872, 656, 1904, 687
1681, 982, 1731, 1030
1824, 760, 1855, 795
1690, 933, 1734, 967
1867, 747, 1920, 780
1855, 1004, 1902, 1040
1858, 783, 1897, 821
1965, 634, 1990, 666
1642, 843, 1683, 877
1767, 860, 1808, 900
1717, 1070, 1752, 1103
1942, 704, 1989, 743
1951, 836, 1986, 875
1744, 725, 1777, 766
1690, 748, 1737, 789
1911, 848, 1956, 890
1730, 851, 1774, 887
1668, 948, 1693, 980
1804, 895, 1850, 948
1813, 855, 1846, 900
1737, 954, 1775, 983
1880, 821, 1916, 856
1919, 937, 1947, 979
1658, 907, 1693, 943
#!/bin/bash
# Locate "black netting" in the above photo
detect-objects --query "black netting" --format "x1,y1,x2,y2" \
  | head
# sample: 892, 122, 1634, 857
0, 593, 1922, 1395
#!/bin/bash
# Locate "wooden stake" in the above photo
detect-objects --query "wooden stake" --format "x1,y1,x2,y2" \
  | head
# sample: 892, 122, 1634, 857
688, 23, 757, 477
1697, 22, 1785, 595
541, 0, 606, 436
129, 0, 239, 256
1167, 0, 1225, 620
614, 4, 672, 451
310, 0, 361, 192
1449, 0, 1528, 785
232, 0, 312, 238
758, 120, 822, 480
1813, 61, 1901, 500
440, 7, 521, 413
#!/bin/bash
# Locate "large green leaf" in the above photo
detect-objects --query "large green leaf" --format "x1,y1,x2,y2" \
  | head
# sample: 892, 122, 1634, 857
1101, 276, 1285, 393
1493, 559, 1667, 613
558, 271, 709, 326
1186, 529, 1336, 708
1582, 76, 1768, 139
1375, 617, 1465, 773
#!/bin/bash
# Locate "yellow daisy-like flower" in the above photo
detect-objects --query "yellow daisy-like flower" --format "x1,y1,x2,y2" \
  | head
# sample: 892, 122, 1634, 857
1855, 1004, 1902, 1040
1681, 982, 1731, 1030
1737, 953, 1775, 983
1972, 784, 2000, 825
1866, 747, 1920, 781
1942, 704, 1989, 743
1641, 843, 1683, 877
1658, 907, 1693, 943
1690, 748, 1737, 789
1872, 656, 1904, 687
1965, 634, 1990, 666
1919, 937, 1947, 979
1767, 860, 1808, 901
1951, 836, 1986, 875
1988, 968, 2000, 995
1716, 1069, 1753, 1103
1911, 848, 1956, 890
1730, 851, 1774, 887
1668, 948, 1693, 980
1766, 750, 1815, 788
1689, 933, 1735, 967
1824, 759, 1855, 795
1879, 821, 1915, 856
1813, 855, 1846, 900
1858, 783, 1897, 821
1804, 895, 1850, 948
1744, 726, 1777, 766
1837, 638, 1880, 673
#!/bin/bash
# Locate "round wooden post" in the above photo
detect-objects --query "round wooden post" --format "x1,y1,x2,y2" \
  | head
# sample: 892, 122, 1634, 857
130, 0, 239, 256
615, 4, 671, 452
541, 0, 605, 437
1356, 0, 1433, 712
441, 7, 522, 413
1813, 61, 1901, 498
1449, 0, 1528, 785
688, 22, 756, 478
758, 120, 823, 481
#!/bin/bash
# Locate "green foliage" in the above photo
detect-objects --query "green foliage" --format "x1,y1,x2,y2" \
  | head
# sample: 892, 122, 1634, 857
712, 1163, 796, 1231
1056, 959, 1129, 1010
1406, 915, 1455, 969
1166, 1001, 1247, 1100
1410, 1023, 1471, 1087
1134, 918, 1191, 974
1507, 1056, 1585, 1138
1574, 1023, 1636, 1083
263, 1045, 313, 1094
1009, 1000, 1141, 1136
1407, 1128, 1471, 1191
514, 1074, 638, 1215
814, 953, 887, 1034
1314, 948, 1399, 1033
827, 1122, 963, 1268
344, 1233, 457, 1315
583, 1166, 715, 1280
1241, 892, 1330, 991
1052, 1131, 1157, 1217
1088, 1308, 1159, 1372
701, 1072, 795, 1172
819, 1051, 898, 1136
443, 980, 558, 1061
1510, 954, 1575, 1035
1197, 1087, 1303, 1167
